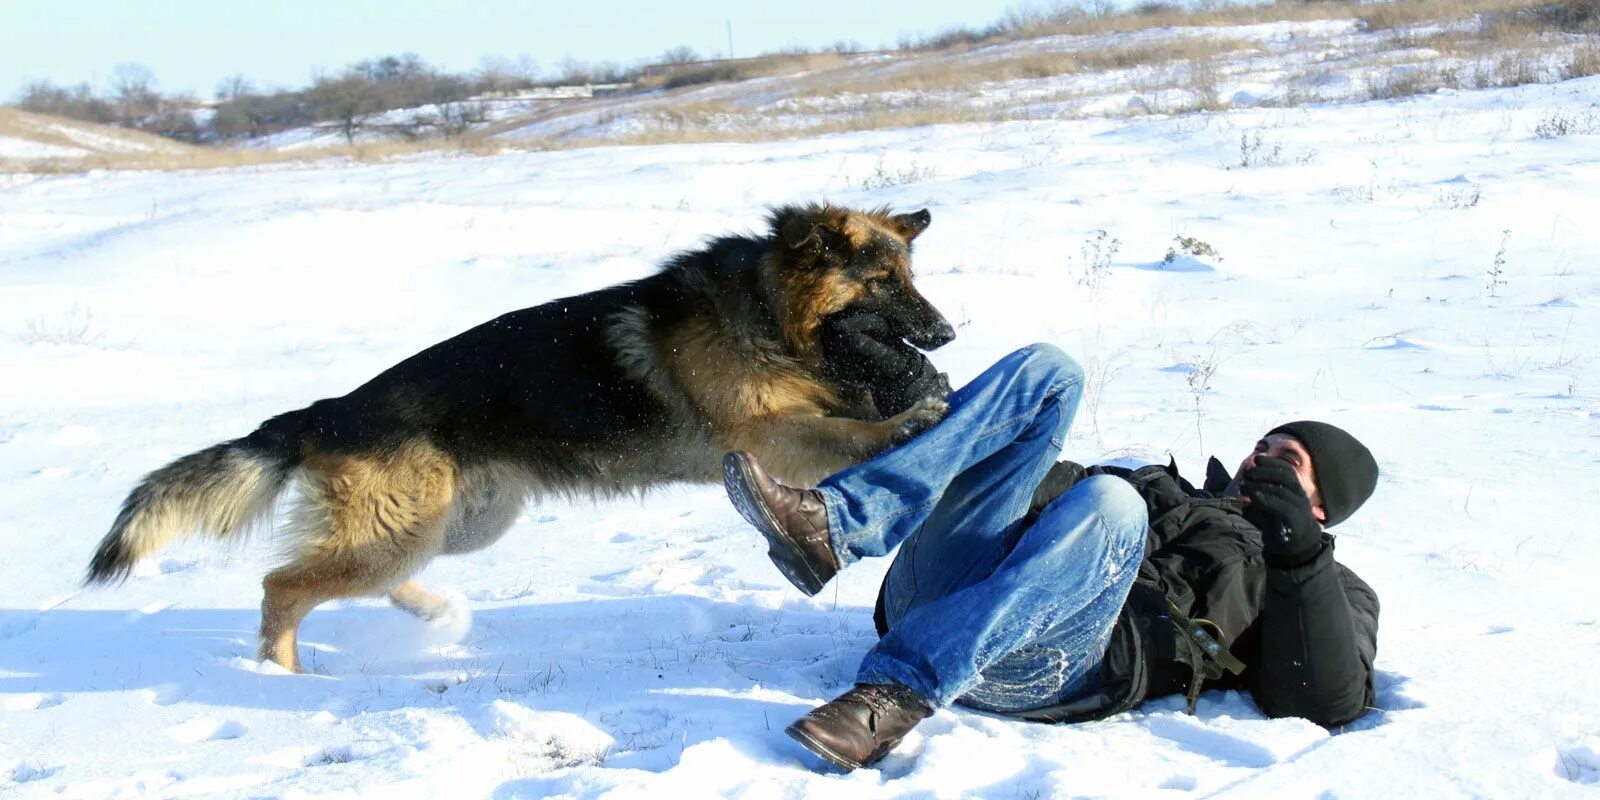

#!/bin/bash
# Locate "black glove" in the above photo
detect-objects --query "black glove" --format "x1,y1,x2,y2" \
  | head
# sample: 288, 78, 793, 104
1240, 456, 1324, 569
818, 310, 950, 417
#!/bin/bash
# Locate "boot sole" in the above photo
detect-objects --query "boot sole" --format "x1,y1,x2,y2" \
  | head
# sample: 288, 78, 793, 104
722, 452, 826, 597
784, 722, 865, 771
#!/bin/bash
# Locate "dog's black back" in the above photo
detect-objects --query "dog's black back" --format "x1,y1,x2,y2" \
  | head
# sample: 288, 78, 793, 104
255, 236, 781, 479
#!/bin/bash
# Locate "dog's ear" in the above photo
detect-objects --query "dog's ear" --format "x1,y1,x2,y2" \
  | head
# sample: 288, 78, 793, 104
888, 209, 932, 242
780, 213, 822, 252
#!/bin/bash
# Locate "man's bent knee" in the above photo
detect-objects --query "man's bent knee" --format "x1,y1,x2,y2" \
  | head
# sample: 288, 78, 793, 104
1075, 474, 1147, 544
1007, 342, 1083, 387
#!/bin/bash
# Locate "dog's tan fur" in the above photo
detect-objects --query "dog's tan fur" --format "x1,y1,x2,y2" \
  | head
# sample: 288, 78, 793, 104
258, 441, 457, 670
657, 312, 921, 487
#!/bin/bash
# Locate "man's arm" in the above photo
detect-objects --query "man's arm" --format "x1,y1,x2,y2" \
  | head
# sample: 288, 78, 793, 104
1249, 541, 1379, 726
1029, 461, 1150, 516
1240, 457, 1379, 727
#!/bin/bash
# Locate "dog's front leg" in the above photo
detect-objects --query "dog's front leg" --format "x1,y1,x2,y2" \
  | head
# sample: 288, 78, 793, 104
730, 397, 948, 486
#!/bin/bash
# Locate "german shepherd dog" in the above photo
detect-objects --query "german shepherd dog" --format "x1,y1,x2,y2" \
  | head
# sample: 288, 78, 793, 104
85, 203, 955, 672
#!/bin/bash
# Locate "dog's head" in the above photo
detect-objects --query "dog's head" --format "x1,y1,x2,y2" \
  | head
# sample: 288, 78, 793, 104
765, 203, 955, 356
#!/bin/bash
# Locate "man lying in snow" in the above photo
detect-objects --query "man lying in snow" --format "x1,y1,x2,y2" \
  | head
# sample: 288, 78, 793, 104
724, 336, 1380, 772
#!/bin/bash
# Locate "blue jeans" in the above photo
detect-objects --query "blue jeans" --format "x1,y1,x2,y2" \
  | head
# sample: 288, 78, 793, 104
816, 344, 1148, 712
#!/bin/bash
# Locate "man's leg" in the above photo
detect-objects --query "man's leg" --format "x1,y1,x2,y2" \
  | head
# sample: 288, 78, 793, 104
724, 343, 1085, 596
783, 474, 1147, 771
859, 474, 1147, 709
820, 342, 1085, 568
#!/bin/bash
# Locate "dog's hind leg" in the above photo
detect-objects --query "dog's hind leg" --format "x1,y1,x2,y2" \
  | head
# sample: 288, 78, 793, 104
384, 465, 529, 625
259, 442, 456, 672
388, 580, 453, 621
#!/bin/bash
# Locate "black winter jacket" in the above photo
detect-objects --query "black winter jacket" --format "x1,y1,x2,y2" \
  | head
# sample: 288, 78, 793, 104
874, 458, 1380, 728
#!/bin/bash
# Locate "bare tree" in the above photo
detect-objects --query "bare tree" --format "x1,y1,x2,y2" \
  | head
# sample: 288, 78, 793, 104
660, 45, 700, 65
215, 73, 254, 102
100, 63, 201, 139
476, 55, 515, 94
109, 62, 161, 124
510, 54, 540, 83
110, 62, 155, 100
410, 100, 488, 139
590, 61, 636, 84
1132, 1, 1182, 15
558, 56, 593, 85
1056, 0, 1120, 16
16, 80, 114, 122
355, 53, 430, 86
212, 88, 311, 141
477, 54, 540, 94
307, 73, 383, 143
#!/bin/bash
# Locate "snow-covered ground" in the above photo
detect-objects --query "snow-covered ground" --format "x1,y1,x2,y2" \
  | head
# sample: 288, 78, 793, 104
3, 74, 1599, 798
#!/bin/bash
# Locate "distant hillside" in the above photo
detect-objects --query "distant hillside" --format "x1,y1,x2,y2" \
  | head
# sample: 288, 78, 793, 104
0, 107, 197, 170
5, 0, 1597, 171
477, 7, 1599, 148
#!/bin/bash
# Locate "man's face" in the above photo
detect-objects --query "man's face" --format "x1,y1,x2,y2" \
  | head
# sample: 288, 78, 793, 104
1232, 433, 1327, 522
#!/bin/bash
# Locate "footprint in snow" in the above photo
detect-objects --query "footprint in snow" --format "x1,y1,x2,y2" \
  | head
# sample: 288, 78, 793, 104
254, 745, 359, 769
128, 558, 196, 579
308, 698, 357, 724
141, 683, 192, 706
303, 745, 361, 767
166, 718, 248, 744
589, 567, 630, 584
158, 558, 195, 574
1159, 774, 1199, 791
1553, 736, 1600, 784
692, 565, 735, 586
1362, 336, 1428, 351
8, 761, 60, 784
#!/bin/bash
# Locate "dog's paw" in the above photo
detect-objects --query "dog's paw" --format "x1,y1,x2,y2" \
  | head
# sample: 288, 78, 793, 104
892, 397, 949, 444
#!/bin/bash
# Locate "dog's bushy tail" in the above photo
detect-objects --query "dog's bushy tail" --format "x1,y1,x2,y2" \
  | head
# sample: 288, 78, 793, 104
85, 413, 305, 586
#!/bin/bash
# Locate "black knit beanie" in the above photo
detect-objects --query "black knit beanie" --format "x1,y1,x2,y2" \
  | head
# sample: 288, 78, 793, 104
1267, 421, 1378, 528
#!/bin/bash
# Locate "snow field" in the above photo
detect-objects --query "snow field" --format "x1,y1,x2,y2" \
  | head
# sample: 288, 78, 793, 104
2, 75, 1599, 798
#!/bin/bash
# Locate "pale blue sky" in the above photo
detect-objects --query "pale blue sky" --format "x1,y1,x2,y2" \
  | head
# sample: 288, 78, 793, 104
0, 0, 1102, 98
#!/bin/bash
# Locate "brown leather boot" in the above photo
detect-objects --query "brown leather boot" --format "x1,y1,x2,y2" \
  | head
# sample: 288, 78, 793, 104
722, 451, 839, 595
786, 683, 933, 771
